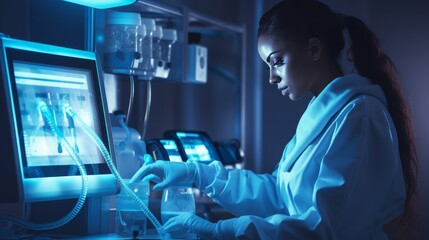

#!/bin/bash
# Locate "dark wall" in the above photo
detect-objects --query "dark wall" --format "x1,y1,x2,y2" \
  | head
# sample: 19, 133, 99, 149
0, 0, 86, 49
368, 1, 429, 238
0, 0, 30, 40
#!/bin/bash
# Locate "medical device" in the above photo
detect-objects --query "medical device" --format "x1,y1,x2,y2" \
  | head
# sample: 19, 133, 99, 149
163, 130, 220, 163
0, 36, 167, 237
146, 139, 183, 162
105, 11, 142, 75
159, 130, 243, 166
0, 36, 117, 210
214, 138, 244, 166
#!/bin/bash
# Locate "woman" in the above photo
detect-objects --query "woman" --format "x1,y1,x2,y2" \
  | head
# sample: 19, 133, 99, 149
131, 0, 418, 239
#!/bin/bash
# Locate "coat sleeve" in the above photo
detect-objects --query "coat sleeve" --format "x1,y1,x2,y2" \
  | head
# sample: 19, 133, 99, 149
207, 98, 406, 239
194, 161, 286, 218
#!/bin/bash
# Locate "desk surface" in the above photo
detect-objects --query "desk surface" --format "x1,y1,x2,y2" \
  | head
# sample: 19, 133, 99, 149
70, 229, 196, 239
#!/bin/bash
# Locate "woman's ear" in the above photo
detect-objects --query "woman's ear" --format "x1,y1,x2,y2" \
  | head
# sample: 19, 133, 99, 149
308, 37, 322, 61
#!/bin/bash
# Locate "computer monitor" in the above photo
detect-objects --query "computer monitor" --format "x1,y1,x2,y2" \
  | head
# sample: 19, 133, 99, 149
0, 37, 117, 204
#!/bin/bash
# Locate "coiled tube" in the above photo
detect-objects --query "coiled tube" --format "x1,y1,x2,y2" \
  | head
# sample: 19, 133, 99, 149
63, 104, 166, 237
0, 100, 88, 230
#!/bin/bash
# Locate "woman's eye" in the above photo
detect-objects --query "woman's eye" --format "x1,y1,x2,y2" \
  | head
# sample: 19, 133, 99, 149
273, 59, 285, 67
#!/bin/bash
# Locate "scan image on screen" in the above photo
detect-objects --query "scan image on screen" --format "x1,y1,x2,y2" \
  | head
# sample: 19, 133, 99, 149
160, 139, 182, 162
14, 61, 104, 169
176, 132, 212, 161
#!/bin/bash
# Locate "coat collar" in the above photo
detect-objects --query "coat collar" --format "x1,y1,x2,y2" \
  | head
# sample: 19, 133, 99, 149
281, 74, 386, 171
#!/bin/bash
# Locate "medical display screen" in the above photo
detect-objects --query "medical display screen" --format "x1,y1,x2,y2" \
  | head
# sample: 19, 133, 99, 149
175, 132, 214, 162
1, 38, 117, 202
14, 61, 103, 168
6, 48, 111, 179
160, 139, 182, 162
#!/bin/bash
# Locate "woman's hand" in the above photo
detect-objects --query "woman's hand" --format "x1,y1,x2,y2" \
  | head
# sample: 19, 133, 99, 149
130, 154, 197, 190
163, 213, 217, 240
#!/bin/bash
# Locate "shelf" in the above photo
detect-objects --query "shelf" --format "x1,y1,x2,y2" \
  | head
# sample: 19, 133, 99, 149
116, 0, 244, 36
117, 0, 184, 18
188, 11, 245, 35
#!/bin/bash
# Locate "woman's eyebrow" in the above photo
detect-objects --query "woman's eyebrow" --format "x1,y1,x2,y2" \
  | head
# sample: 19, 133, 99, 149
266, 50, 282, 62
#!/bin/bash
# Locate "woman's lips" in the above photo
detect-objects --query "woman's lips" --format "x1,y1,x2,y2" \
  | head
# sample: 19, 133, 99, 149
279, 86, 289, 96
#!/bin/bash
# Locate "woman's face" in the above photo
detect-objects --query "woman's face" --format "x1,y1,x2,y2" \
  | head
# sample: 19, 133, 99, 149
257, 34, 317, 101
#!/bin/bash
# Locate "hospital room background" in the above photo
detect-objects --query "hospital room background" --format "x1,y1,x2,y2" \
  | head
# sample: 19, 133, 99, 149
0, 0, 428, 239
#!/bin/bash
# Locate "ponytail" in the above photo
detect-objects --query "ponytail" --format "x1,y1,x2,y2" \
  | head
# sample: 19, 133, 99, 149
345, 15, 418, 224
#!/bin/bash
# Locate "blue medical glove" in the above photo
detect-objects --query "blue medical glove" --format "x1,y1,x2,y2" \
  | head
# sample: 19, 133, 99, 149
163, 213, 217, 240
129, 154, 197, 191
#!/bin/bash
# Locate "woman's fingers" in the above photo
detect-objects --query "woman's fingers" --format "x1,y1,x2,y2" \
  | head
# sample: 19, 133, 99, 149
130, 162, 162, 183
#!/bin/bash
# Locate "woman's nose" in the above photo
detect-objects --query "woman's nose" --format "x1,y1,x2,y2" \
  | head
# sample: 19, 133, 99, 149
269, 72, 281, 84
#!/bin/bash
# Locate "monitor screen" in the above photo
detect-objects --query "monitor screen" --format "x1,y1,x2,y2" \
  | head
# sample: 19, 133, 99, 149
159, 139, 182, 162
0, 37, 117, 202
14, 61, 104, 168
164, 131, 219, 163
178, 132, 212, 161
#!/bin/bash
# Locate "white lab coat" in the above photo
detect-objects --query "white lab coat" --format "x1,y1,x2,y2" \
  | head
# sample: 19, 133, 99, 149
194, 74, 405, 239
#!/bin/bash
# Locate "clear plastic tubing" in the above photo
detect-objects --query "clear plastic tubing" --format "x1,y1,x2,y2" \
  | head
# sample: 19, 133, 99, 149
115, 112, 131, 150
0, 100, 88, 230
62, 104, 166, 237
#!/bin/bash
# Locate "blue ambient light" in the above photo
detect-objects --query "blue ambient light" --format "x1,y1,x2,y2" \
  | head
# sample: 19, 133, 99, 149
63, 0, 137, 9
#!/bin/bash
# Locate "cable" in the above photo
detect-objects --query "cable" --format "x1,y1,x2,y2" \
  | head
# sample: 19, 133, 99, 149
141, 80, 152, 140
63, 104, 166, 237
125, 75, 135, 125
0, 100, 88, 231
116, 113, 131, 150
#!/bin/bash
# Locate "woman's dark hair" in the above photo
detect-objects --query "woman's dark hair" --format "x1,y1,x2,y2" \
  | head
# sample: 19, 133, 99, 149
258, 0, 418, 230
